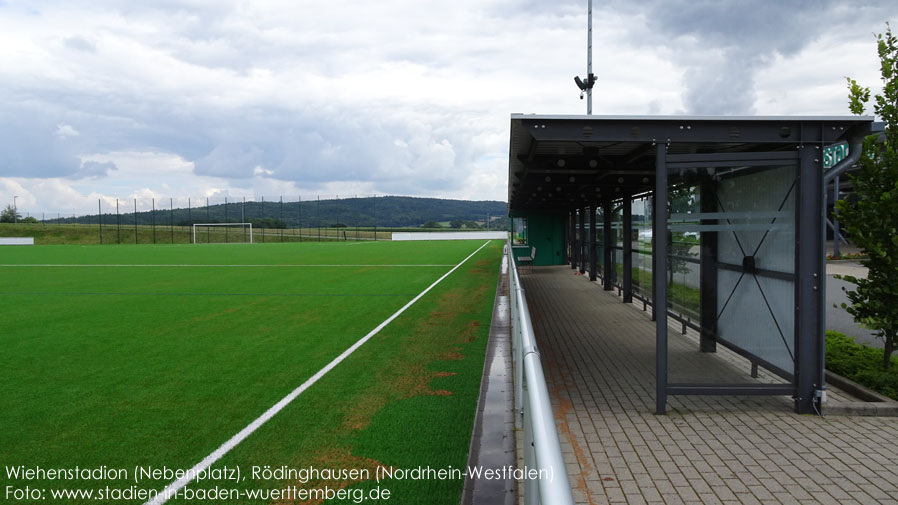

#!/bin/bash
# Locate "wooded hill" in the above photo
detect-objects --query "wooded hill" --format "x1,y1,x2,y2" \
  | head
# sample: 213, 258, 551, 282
54, 196, 509, 229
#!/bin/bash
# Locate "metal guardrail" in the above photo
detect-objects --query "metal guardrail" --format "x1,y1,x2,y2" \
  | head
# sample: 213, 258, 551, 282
506, 240, 575, 505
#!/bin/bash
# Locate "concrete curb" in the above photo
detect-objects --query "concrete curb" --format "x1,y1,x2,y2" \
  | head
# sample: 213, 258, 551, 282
825, 370, 898, 417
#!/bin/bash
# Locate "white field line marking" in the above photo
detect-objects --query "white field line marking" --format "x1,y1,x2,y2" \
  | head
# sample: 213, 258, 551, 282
143, 240, 492, 505
0, 263, 455, 267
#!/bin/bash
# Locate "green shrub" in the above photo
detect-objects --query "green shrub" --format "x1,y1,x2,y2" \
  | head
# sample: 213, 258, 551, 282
826, 330, 898, 400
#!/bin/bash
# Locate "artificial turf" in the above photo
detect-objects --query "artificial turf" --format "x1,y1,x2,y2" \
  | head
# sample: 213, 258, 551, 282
0, 240, 503, 504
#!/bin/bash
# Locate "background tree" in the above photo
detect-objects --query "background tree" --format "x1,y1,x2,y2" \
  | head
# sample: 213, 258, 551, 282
1, 204, 21, 223
420, 220, 441, 228
838, 24, 898, 368
667, 185, 698, 286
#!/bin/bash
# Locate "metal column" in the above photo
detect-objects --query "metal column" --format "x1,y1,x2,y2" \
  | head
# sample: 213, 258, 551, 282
603, 199, 613, 291
579, 206, 587, 274
589, 204, 597, 281
655, 144, 669, 415
795, 145, 825, 415
570, 210, 578, 269
563, 213, 570, 264
622, 196, 633, 303
699, 178, 718, 353
832, 175, 841, 259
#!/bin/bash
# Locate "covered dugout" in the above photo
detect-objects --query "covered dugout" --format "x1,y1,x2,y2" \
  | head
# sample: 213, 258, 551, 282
507, 114, 873, 414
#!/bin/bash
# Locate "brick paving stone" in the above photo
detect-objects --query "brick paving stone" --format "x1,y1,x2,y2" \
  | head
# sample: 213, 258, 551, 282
516, 266, 898, 504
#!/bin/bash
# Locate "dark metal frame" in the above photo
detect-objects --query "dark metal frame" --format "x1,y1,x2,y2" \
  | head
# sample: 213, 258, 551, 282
510, 115, 873, 415
579, 206, 587, 274
589, 205, 597, 281
658, 150, 805, 412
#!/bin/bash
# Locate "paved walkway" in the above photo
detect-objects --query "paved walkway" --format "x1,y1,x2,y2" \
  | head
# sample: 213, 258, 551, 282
521, 266, 898, 505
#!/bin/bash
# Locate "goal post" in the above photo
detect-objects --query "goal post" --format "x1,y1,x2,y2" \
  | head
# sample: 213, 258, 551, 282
192, 223, 253, 244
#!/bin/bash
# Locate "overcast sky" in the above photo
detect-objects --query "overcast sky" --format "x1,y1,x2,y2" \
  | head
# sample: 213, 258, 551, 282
1, 1, 895, 216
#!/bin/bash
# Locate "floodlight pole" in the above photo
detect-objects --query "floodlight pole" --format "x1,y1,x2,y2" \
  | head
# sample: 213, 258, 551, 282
587, 0, 593, 114
573, 1, 595, 113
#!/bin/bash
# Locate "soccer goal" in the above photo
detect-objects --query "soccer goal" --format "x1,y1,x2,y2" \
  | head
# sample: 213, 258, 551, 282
192, 223, 253, 244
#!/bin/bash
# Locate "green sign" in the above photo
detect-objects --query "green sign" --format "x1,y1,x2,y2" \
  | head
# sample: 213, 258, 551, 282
823, 142, 849, 169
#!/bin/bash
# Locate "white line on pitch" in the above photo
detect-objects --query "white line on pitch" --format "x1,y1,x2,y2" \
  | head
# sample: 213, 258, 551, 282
143, 240, 492, 505
0, 263, 455, 267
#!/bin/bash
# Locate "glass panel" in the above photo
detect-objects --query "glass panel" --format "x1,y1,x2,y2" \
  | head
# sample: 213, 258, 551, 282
513, 217, 528, 245
630, 195, 652, 302
666, 163, 797, 385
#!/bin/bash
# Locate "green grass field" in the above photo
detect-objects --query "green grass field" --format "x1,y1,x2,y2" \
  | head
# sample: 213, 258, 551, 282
0, 240, 503, 504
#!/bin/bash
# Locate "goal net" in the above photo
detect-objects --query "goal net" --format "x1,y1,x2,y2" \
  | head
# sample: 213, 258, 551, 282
192, 223, 254, 244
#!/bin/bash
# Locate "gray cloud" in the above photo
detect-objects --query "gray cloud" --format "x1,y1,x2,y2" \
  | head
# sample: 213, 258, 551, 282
63, 35, 95, 52
606, 0, 894, 114
0, 105, 82, 177
189, 105, 474, 195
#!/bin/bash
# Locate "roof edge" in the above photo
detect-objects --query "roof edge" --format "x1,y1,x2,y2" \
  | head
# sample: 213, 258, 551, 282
510, 113, 875, 122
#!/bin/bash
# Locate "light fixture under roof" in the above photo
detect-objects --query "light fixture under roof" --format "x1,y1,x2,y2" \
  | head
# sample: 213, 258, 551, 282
589, 159, 598, 168
545, 176, 551, 182
557, 159, 566, 167
569, 176, 576, 183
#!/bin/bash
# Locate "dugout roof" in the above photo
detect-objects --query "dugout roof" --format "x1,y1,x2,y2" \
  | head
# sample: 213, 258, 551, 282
508, 114, 873, 211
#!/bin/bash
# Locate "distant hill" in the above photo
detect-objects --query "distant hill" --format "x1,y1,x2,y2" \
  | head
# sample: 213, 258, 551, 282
55, 196, 509, 229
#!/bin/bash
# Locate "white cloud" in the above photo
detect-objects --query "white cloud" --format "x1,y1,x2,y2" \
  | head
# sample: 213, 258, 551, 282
55, 123, 79, 139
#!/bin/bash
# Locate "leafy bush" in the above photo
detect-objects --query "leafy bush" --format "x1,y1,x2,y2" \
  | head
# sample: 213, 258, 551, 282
826, 330, 898, 400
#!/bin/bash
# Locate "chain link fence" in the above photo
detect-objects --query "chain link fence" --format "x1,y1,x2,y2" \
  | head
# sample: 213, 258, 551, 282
16, 195, 391, 244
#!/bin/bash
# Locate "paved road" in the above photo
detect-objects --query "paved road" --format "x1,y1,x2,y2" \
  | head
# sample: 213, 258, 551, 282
826, 260, 880, 347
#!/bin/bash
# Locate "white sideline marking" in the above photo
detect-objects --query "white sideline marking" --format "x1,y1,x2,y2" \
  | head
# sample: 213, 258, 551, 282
143, 240, 492, 505
0, 263, 455, 268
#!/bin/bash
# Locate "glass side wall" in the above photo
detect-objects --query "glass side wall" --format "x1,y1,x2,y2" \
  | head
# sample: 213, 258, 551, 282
667, 186, 701, 327
666, 163, 797, 385
513, 216, 528, 245
631, 196, 653, 302
612, 206, 622, 287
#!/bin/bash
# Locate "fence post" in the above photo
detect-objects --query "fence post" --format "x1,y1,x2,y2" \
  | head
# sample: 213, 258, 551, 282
152, 198, 156, 244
